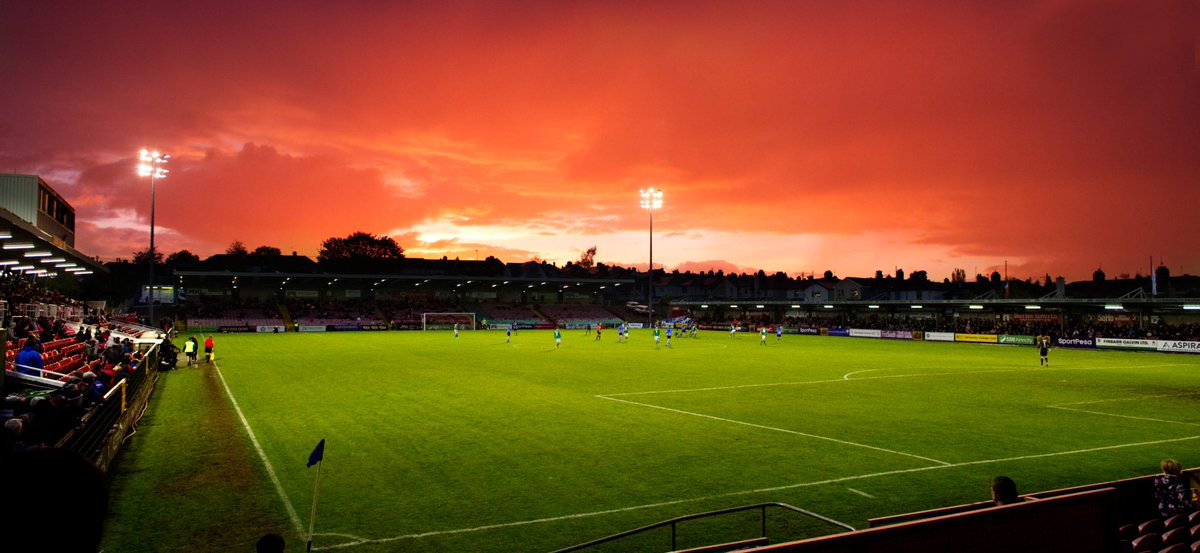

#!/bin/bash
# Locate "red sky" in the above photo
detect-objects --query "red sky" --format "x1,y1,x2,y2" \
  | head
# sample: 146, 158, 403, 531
1, 0, 1196, 281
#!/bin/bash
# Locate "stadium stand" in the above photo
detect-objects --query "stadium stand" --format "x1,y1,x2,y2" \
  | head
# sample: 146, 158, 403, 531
536, 304, 624, 328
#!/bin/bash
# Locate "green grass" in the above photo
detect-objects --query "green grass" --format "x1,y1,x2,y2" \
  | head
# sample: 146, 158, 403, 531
103, 330, 1200, 552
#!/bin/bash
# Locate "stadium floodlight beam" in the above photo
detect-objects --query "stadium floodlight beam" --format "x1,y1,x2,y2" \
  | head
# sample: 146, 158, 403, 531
639, 187, 663, 328
138, 148, 170, 329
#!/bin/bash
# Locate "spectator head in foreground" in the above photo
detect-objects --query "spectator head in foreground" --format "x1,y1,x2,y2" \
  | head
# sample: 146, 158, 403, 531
257, 532, 286, 552
0, 448, 107, 551
992, 475, 1019, 505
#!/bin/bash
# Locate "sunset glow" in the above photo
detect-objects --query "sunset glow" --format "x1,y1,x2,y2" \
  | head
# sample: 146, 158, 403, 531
1, 1, 1196, 281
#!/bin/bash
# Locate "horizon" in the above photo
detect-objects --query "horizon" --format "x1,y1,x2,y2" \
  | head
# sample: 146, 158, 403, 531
2, 1, 1197, 282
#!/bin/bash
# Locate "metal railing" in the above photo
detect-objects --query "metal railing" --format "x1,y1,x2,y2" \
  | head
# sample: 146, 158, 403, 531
57, 343, 160, 470
550, 502, 855, 553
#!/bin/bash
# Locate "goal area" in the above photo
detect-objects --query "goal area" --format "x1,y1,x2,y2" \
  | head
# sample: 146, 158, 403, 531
421, 313, 476, 331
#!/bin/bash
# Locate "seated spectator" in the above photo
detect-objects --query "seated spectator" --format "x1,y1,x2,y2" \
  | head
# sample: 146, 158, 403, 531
1, 418, 29, 460
991, 475, 1021, 506
1155, 458, 1195, 517
14, 338, 44, 376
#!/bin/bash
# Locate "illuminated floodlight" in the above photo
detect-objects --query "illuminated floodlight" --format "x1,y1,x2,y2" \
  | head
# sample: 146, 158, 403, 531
75, 270, 93, 275
1025, 305, 1042, 310
968, 305, 984, 310
137, 149, 170, 179
755, 305, 764, 309
638, 187, 663, 211
1104, 304, 1122, 310
823, 305, 834, 309
23, 251, 52, 258
29, 269, 48, 275
730, 304, 738, 308
39, 257, 67, 264
0, 260, 18, 266
0, 230, 11, 239
12, 265, 35, 270
790, 305, 801, 308
911, 305, 923, 309
3, 242, 35, 250
868, 305, 879, 309
1182, 305, 1200, 310
55, 262, 77, 268
65, 267, 87, 272
700, 305, 709, 309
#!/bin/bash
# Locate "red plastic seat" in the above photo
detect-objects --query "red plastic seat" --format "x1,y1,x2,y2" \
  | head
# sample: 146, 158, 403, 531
1142, 520, 1166, 535
1191, 526, 1200, 541
1161, 544, 1190, 553
1165, 528, 1189, 546
1167, 515, 1190, 530
1133, 534, 1162, 553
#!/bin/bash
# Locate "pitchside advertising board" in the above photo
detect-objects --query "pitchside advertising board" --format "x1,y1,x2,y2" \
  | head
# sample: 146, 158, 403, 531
955, 333, 999, 344
1057, 337, 1096, 349
1158, 340, 1200, 353
848, 328, 882, 338
998, 335, 1036, 345
926, 332, 956, 342
1094, 338, 1157, 351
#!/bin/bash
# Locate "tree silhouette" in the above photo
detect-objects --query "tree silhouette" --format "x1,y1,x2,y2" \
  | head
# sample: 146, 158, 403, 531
226, 241, 249, 256
578, 246, 597, 270
318, 232, 404, 263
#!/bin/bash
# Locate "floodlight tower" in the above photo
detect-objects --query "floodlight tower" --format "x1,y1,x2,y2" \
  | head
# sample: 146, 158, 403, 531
639, 187, 663, 328
138, 149, 170, 329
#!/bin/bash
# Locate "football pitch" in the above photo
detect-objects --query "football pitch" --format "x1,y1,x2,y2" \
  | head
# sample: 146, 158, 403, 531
103, 330, 1200, 552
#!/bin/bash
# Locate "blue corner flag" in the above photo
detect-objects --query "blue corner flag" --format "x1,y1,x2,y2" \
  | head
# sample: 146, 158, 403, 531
308, 439, 325, 468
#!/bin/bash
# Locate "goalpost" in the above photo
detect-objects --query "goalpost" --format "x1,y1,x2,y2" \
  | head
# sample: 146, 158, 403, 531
421, 313, 476, 331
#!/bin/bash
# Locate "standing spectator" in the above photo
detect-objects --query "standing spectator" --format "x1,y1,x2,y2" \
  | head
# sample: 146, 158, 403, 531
1154, 459, 1195, 517
14, 338, 44, 376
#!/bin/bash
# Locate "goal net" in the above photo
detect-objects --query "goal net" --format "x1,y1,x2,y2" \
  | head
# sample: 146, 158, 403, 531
421, 313, 476, 331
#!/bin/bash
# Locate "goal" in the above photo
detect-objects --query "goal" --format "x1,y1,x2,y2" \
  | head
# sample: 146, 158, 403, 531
421, 313, 476, 331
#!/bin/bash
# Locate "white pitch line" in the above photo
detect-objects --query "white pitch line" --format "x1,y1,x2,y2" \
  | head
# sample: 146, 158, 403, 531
1052, 391, 1200, 407
597, 395, 952, 466
213, 361, 307, 539
1048, 406, 1200, 427
312, 433, 1200, 551
847, 487, 876, 498
607, 363, 1192, 398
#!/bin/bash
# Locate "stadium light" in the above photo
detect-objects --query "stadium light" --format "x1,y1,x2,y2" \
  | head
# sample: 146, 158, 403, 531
968, 305, 984, 310
1025, 305, 1042, 310
2, 242, 35, 249
791, 305, 801, 308
0, 230, 11, 239
755, 305, 765, 309
1104, 304, 1122, 310
1183, 305, 1200, 310
138, 148, 170, 328
823, 305, 834, 309
639, 187, 663, 327
23, 250, 52, 257
911, 305, 923, 309
868, 305, 879, 309
39, 257, 67, 264
701, 304, 709, 309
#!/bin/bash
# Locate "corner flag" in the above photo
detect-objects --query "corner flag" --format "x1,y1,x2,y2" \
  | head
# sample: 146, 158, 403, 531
308, 439, 325, 468
307, 439, 326, 552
